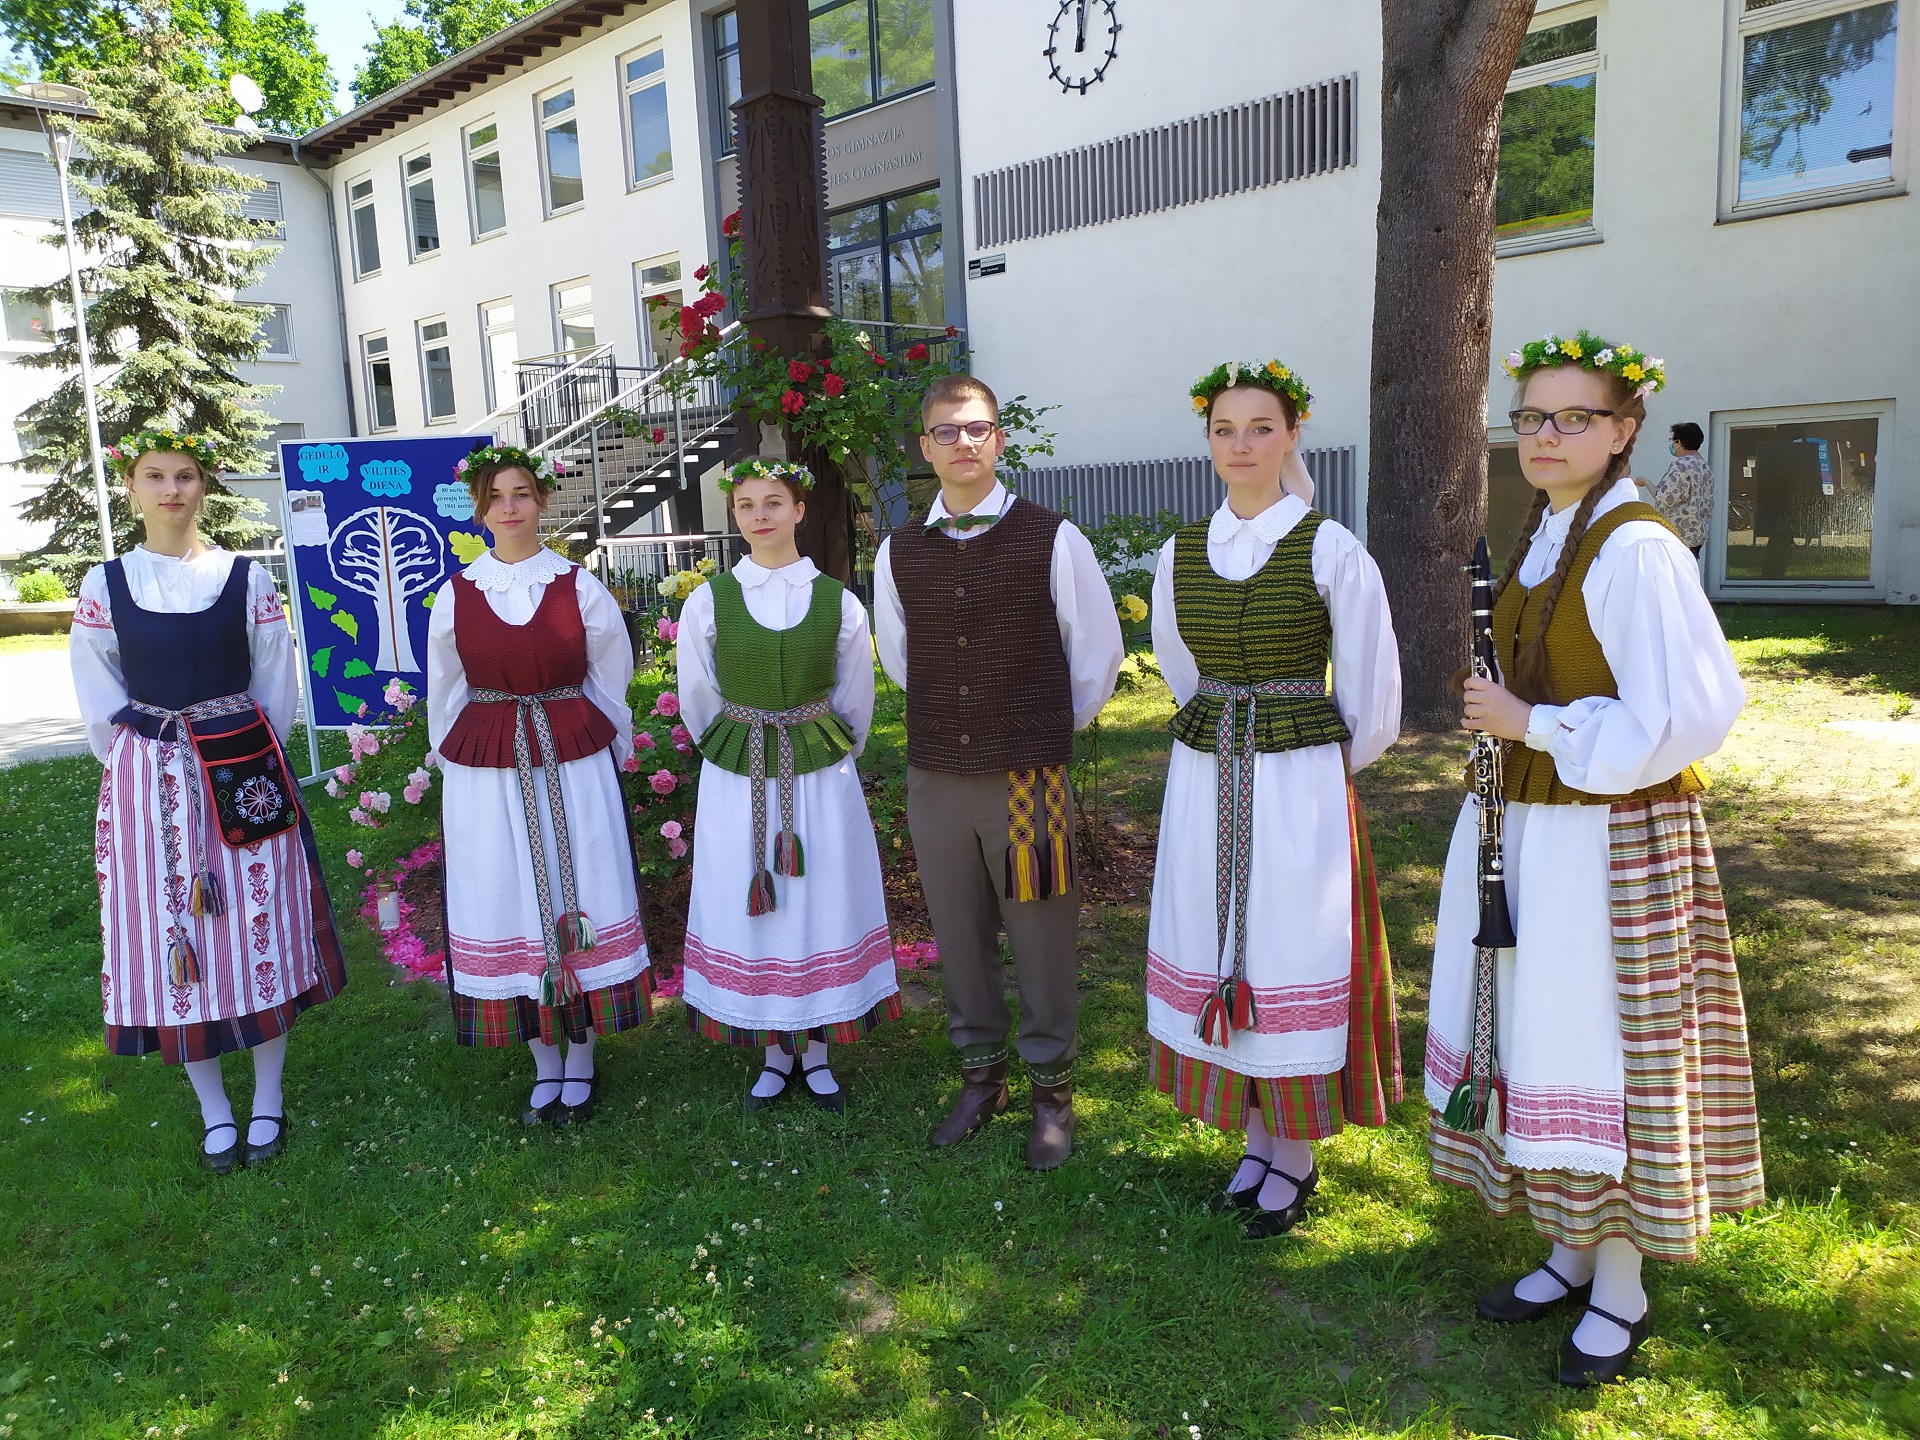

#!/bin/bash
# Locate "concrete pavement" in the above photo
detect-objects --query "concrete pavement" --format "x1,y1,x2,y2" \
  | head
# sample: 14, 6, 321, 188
0, 646, 89, 767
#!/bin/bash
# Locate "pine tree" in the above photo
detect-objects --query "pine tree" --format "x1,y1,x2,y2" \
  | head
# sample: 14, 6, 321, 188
14, 2, 281, 577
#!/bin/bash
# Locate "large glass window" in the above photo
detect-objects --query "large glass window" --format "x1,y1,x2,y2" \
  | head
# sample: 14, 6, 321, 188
481, 299, 518, 412
255, 303, 294, 359
715, 0, 934, 152
1735, 0, 1900, 208
624, 46, 673, 185
715, 11, 742, 154
827, 186, 943, 330
634, 258, 682, 365
1724, 413, 1879, 584
348, 176, 381, 277
363, 334, 396, 431
404, 151, 440, 258
418, 318, 456, 421
1496, 15, 1599, 244
467, 122, 506, 238
553, 280, 595, 353
1484, 443, 1536, 564
540, 86, 585, 213
3, 289, 53, 344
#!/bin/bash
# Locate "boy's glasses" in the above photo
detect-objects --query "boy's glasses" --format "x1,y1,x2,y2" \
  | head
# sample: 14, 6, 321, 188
924, 420, 999, 446
1509, 407, 1617, 435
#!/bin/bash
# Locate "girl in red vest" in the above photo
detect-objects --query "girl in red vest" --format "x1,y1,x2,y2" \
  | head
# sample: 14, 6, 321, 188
1425, 334, 1761, 1386
427, 445, 651, 1124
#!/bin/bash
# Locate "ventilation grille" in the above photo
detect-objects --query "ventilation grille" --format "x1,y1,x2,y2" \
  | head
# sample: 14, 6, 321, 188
0, 148, 62, 221
1014, 446, 1360, 536
972, 74, 1358, 249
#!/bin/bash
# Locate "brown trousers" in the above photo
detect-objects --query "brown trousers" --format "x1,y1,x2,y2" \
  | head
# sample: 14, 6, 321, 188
907, 765, 1080, 1084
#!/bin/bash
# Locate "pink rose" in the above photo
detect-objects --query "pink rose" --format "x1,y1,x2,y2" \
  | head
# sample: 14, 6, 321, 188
652, 691, 680, 718
621, 752, 641, 773
334, 764, 355, 784
359, 790, 377, 809
666, 837, 688, 859
392, 691, 416, 713
656, 616, 679, 644
345, 848, 363, 868
649, 769, 677, 795
659, 820, 682, 840
369, 791, 392, 814
423, 749, 440, 769
349, 807, 371, 827
356, 703, 368, 718
670, 724, 691, 748
324, 778, 341, 799
636, 730, 656, 750
403, 784, 424, 805
407, 767, 431, 790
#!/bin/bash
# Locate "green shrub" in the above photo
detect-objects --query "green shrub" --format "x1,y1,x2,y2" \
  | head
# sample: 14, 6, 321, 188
13, 570, 68, 603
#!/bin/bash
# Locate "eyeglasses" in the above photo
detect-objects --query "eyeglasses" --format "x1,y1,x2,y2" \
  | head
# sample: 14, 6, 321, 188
923, 420, 999, 446
1509, 407, 1617, 436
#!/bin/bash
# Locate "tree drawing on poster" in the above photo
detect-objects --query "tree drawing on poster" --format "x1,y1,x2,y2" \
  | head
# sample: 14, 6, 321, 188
328, 507, 443, 672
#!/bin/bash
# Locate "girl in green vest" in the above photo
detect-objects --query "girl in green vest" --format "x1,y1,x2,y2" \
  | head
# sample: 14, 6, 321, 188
1424, 333, 1762, 1386
1146, 361, 1405, 1240
675, 460, 899, 1111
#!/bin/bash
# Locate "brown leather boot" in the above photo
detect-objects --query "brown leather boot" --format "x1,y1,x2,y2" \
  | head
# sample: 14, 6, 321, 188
928, 1061, 1010, 1148
1026, 1080, 1076, 1170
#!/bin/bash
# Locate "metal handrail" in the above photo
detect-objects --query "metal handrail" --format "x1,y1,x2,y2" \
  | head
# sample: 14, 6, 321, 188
476, 340, 617, 436
529, 322, 744, 460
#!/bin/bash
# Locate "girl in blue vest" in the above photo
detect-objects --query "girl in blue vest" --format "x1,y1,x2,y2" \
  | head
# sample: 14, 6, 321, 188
71, 429, 346, 1173
676, 459, 897, 1111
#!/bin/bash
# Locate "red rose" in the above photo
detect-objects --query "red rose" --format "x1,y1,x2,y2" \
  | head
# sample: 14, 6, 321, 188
870, 351, 886, 367
722, 209, 743, 236
906, 342, 930, 362
788, 359, 813, 383
753, 336, 768, 350
694, 265, 709, 280
679, 306, 704, 340
823, 373, 845, 398
945, 325, 959, 337
650, 427, 666, 444
695, 292, 727, 318
679, 341, 696, 358
781, 389, 806, 416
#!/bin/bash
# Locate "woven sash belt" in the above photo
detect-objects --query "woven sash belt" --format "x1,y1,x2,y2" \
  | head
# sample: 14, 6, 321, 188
1191, 674, 1328, 1045
470, 684, 598, 1006
719, 696, 835, 916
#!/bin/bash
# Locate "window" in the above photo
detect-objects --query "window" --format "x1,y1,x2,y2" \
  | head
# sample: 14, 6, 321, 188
404, 151, 440, 258
1728, 0, 1903, 216
553, 280, 595, 352
827, 186, 943, 329
1483, 442, 1537, 563
623, 46, 674, 185
2, 289, 53, 344
1721, 406, 1883, 587
363, 334, 396, 431
715, 12, 742, 154
714, 1, 934, 151
1496, 13, 1600, 250
634, 258, 682, 364
265, 421, 304, 473
418, 319, 456, 421
243, 179, 286, 237
481, 299, 519, 412
539, 86, 585, 213
348, 176, 381, 277
255, 303, 294, 360
467, 122, 506, 238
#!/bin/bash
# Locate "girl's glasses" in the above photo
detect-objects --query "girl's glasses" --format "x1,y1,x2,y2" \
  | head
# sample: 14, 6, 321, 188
1509, 407, 1617, 435
924, 420, 999, 446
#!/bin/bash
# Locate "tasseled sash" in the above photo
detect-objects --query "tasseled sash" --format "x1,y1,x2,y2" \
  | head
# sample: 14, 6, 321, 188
719, 696, 836, 915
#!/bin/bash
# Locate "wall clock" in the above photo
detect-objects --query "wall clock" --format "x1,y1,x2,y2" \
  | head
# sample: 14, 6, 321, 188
1046, 0, 1120, 95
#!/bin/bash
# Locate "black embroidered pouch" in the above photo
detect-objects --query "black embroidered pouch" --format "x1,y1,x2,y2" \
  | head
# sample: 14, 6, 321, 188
191, 715, 301, 847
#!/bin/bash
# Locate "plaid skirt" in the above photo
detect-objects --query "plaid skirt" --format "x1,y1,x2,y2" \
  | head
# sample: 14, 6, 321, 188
687, 992, 903, 1053
1149, 785, 1402, 1141
1428, 796, 1764, 1259
450, 968, 655, 1048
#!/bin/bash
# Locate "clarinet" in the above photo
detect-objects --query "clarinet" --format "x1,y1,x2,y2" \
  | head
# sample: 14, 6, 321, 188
1443, 536, 1517, 1136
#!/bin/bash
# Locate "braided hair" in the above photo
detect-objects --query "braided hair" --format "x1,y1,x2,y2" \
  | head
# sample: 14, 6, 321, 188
1497, 367, 1647, 705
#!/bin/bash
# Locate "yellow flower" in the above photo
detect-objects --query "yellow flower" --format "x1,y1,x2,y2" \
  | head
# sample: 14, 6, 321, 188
695, 557, 717, 576
1560, 341, 1583, 360
1266, 363, 1289, 381
1191, 396, 1208, 414
1118, 594, 1148, 624
1622, 362, 1645, 382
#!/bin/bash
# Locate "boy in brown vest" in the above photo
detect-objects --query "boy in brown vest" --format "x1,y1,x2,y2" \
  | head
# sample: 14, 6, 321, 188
875, 374, 1123, 1168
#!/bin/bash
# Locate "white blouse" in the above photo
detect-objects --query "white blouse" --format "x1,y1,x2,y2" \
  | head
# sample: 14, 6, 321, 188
70, 546, 299, 763
1150, 494, 1402, 772
1513, 476, 1745, 794
425, 548, 636, 765
675, 556, 877, 757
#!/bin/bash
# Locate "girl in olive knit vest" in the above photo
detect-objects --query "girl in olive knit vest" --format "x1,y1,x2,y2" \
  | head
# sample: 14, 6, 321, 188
1145, 362, 1404, 1240
676, 460, 899, 1111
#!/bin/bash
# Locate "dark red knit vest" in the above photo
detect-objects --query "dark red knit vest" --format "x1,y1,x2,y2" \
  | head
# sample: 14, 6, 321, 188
439, 566, 615, 769
892, 497, 1073, 774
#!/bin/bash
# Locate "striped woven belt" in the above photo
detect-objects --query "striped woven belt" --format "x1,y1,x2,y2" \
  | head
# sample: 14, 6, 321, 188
1190, 674, 1327, 1044
470, 684, 598, 1006
719, 696, 836, 916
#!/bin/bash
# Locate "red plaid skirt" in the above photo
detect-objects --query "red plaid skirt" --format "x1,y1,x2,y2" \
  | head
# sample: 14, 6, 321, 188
451, 969, 655, 1048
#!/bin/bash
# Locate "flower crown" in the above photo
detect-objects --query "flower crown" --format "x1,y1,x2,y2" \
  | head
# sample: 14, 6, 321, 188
720, 458, 815, 493
106, 427, 220, 475
1190, 360, 1312, 421
454, 443, 561, 486
1503, 330, 1667, 398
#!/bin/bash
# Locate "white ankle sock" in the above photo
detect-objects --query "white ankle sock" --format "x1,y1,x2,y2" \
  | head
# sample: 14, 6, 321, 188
529, 1038, 564, 1108
561, 1033, 596, 1106
184, 1058, 236, 1154
1572, 1239, 1646, 1355
247, 1034, 288, 1147
1232, 1110, 1276, 1192
798, 1039, 838, 1096
1255, 1137, 1314, 1210
750, 1044, 795, 1098
1514, 1241, 1597, 1303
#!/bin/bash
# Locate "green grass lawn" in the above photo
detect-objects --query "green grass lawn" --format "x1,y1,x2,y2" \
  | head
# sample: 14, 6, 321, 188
0, 607, 1915, 1438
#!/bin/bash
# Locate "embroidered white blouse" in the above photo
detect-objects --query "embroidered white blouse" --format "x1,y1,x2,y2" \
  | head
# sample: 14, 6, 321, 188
70, 546, 299, 763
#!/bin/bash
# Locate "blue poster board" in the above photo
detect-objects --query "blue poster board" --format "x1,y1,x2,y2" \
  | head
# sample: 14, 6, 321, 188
279, 433, 490, 730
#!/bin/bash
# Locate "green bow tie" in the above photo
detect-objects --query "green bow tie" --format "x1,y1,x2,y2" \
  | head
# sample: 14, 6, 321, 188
935, 512, 993, 534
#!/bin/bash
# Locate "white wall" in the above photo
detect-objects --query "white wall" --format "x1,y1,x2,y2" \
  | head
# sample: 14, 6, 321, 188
0, 198, 66, 558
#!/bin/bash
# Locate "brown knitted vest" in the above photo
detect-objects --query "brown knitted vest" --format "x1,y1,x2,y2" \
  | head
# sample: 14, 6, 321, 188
891, 497, 1074, 774
1493, 500, 1706, 805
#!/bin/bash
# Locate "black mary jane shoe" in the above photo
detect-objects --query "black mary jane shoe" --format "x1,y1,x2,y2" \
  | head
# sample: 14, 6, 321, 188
1556, 1302, 1652, 1389
244, 1114, 288, 1166
1243, 1163, 1318, 1240
1210, 1154, 1273, 1215
1475, 1261, 1594, 1323
201, 1120, 244, 1175
743, 1063, 794, 1113
555, 1076, 598, 1126
522, 1080, 565, 1127
798, 1060, 847, 1116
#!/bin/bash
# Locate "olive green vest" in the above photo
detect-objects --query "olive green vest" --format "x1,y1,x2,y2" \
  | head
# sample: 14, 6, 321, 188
698, 570, 855, 777
1493, 501, 1706, 805
1167, 513, 1351, 754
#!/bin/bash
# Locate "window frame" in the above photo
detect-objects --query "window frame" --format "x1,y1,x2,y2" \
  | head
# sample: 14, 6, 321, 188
402, 147, 441, 262
536, 82, 587, 217
1494, 1, 1605, 260
479, 298, 519, 414
714, 11, 742, 157
826, 184, 944, 331
362, 332, 398, 432
551, 278, 596, 355
465, 119, 508, 242
0, 287, 56, 347
244, 178, 287, 238
1718, 0, 1912, 223
347, 174, 382, 279
254, 302, 296, 362
417, 316, 457, 424
633, 256, 683, 366
1708, 395, 1896, 600
620, 41, 675, 190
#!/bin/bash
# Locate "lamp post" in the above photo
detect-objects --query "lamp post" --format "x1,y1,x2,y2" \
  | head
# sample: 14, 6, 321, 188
18, 82, 115, 560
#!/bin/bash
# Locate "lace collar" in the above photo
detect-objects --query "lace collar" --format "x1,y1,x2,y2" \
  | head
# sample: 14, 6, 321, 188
1208, 492, 1305, 547
463, 547, 572, 593
733, 556, 820, 589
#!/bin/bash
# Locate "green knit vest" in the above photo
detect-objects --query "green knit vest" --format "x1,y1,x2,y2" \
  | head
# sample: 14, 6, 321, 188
698, 571, 856, 777
1167, 513, 1352, 754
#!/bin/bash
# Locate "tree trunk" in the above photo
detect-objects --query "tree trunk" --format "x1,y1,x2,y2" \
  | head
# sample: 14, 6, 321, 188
795, 447, 855, 584
1367, 0, 1535, 731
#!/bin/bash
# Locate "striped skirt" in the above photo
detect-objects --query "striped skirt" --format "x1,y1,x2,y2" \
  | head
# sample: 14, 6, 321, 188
1428, 795, 1764, 1260
686, 991, 904, 1053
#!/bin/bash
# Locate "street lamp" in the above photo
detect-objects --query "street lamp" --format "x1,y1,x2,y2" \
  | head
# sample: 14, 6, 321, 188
17, 81, 116, 560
